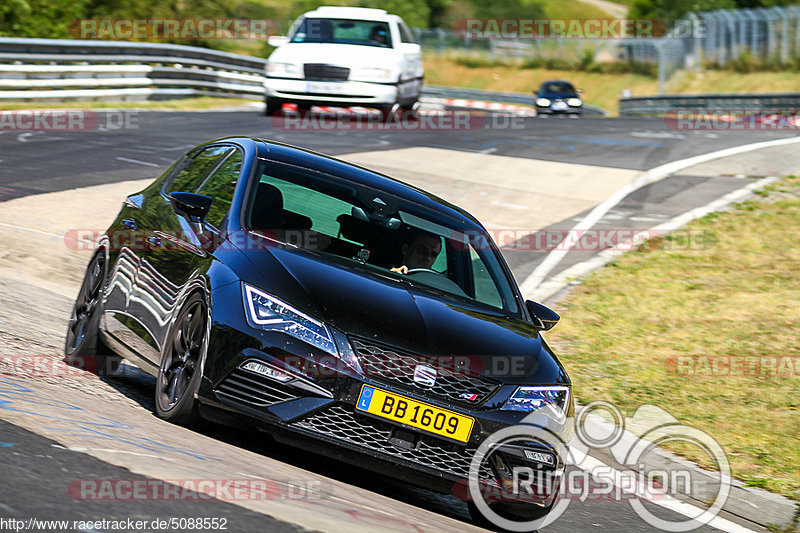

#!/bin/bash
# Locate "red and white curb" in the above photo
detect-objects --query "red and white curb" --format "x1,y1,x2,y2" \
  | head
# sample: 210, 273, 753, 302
423, 97, 536, 116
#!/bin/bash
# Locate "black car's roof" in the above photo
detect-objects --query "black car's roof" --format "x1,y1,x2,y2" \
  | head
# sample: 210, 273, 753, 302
215, 136, 485, 230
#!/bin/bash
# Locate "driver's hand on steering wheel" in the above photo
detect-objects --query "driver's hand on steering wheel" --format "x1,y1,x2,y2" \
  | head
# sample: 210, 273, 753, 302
390, 265, 409, 274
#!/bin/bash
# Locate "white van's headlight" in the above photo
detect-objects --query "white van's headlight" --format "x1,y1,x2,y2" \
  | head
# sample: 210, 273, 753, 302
267, 62, 301, 78
351, 67, 394, 83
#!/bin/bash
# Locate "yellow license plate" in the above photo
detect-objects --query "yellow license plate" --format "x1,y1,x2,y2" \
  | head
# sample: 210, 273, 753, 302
356, 385, 474, 443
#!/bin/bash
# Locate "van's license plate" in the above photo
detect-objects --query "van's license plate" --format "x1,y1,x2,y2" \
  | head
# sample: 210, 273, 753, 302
356, 385, 474, 443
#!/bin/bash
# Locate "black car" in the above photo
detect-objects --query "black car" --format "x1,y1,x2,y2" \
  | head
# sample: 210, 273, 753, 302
64, 137, 573, 527
534, 80, 583, 116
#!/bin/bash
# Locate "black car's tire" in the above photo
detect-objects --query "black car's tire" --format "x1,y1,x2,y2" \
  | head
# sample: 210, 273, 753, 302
155, 293, 206, 426
64, 251, 120, 376
265, 98, 283, 116
467, 496, 558, 532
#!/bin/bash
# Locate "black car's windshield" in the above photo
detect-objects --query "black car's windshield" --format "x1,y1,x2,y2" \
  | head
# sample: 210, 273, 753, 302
290, 18, 393, 48
541, 82, 575, 94
246, 159, 519, 314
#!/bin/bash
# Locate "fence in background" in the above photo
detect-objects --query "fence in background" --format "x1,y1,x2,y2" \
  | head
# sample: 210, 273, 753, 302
416, 6, 800, 94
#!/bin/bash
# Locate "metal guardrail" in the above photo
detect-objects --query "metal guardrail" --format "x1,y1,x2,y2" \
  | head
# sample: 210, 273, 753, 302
424, 86, 608, 116
620, 93, 800, 117
0, 37, 610, 115
0, 37, 267, 100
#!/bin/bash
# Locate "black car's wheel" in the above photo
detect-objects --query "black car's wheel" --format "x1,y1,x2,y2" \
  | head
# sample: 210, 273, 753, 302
155, 293, 206, 425
265, 97, 284, 116
64, 251, 120, 375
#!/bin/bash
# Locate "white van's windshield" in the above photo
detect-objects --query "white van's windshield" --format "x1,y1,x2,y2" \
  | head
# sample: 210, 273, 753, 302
290, 18, 393, 48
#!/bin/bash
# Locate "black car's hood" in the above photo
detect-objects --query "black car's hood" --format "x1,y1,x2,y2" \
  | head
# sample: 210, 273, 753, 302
236, 239, 566, 384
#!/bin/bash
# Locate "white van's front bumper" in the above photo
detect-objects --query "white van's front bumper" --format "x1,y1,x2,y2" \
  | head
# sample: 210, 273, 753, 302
264, 78, 399, 107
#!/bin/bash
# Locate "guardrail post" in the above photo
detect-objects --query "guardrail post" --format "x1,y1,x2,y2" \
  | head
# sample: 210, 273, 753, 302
657, 41, 665, 94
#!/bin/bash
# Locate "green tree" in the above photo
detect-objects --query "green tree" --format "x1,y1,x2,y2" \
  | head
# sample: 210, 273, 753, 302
1, 0, 89, 38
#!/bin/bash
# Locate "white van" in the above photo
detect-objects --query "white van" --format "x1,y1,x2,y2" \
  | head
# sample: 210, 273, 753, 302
264, 7, 423, 115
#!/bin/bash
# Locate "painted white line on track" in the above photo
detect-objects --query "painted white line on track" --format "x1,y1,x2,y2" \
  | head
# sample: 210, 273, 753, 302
577, 455, 758, 533
115, 156, 160, 167
529, 176, 778, 302
520, 135, 800, 298
0, 221, 62, 238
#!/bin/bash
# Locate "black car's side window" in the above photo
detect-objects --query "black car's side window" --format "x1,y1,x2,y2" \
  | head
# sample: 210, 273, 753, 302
196, 149, 243, 228
167, 145, 232, 195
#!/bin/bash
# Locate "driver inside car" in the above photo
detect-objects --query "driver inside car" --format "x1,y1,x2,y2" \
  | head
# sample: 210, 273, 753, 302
390, 231, 442, 275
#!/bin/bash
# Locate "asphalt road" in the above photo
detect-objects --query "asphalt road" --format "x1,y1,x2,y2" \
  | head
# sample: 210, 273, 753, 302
0, 107, 790, 532
0, 108, 796, 201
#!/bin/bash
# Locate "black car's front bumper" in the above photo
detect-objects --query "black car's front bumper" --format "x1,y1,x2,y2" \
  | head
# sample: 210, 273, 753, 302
536, 106, 582, 115
196, 282, 570, 509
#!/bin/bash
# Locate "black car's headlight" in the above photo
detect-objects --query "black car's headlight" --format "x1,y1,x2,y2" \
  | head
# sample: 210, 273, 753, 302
243, 283, 338, 356
567, 97, 582, 107
501, 386, 570, 417
536, 97, 551, 107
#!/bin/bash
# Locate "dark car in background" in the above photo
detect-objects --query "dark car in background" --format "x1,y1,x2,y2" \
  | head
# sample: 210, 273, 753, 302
64, 137, 573, 526
535, 80, 583, 116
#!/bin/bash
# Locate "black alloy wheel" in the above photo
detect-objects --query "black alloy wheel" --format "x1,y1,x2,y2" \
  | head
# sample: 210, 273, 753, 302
64, 251, 120, 375
155, 293, 206, 425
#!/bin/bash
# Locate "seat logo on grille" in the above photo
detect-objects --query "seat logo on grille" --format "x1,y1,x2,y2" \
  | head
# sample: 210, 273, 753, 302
413, 364, 437, 387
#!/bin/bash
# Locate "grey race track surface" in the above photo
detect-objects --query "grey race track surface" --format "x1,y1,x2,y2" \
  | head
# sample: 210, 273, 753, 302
0, 419, 312, 533
0, 109, 797, 201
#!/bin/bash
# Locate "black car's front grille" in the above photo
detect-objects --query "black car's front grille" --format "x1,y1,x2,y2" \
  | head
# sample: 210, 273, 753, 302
215, 368, 299, 407
294, 405, 494, 480
350, 338, 500, 405
303, 63, 349, 81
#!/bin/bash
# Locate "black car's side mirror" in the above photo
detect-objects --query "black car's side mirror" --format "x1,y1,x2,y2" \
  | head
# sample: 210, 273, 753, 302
533, 90, 538, 96
169, 192, 213, 223
525, 300, 560, 331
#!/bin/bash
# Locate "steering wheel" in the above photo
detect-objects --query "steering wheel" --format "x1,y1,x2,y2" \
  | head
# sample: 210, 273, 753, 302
406, 268, 439, 275
404, 268, 469, 297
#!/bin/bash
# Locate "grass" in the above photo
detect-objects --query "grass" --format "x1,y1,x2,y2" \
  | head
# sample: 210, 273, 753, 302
546, 175, 800, 500
543, 0, 612, 20
0, 97, 260, 111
